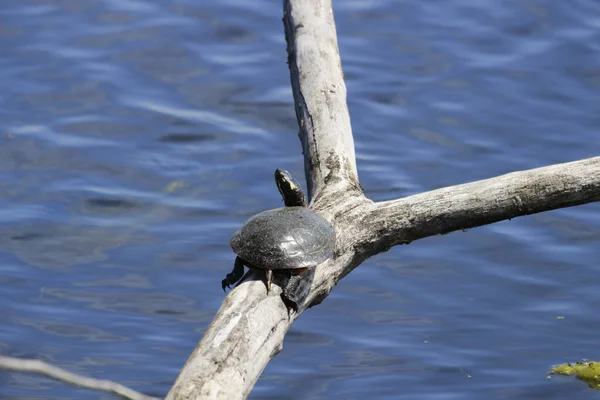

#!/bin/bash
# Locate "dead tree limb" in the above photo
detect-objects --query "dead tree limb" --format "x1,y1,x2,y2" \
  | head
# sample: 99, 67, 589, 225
0, 356, 159, 400
166, 0, 600, 398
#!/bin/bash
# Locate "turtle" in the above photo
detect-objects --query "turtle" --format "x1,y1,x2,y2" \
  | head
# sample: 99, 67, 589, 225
221, 169, 335, 303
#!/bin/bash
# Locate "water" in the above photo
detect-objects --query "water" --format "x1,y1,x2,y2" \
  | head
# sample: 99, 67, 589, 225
1, 0, 600, 398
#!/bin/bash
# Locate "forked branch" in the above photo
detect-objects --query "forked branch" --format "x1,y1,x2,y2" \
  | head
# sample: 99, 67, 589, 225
166, 0, 600, 399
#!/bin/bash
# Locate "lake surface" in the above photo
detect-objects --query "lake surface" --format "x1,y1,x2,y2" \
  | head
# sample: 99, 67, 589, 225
1, 0, 600, 399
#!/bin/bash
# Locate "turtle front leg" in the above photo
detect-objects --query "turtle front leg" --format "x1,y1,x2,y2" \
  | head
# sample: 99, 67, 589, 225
222, 256, 245, 292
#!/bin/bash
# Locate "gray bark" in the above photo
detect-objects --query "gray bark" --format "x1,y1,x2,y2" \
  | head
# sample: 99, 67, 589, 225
283, 0, 359, 203
166, 0, 600, 398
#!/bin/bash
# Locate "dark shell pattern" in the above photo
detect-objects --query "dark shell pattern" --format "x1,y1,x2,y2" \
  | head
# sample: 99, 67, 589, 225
230, 207, 335, 270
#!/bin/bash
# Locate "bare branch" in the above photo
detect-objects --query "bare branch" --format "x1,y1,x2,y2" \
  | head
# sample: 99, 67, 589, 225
166, 285, 292, 400
284, 0, 359, 203
300, 157, 600, 303
0, 356, 159, 400
354, 156, 600, 255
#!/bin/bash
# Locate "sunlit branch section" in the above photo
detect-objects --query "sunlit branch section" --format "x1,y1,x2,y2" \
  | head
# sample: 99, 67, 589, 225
356, 156, 600, 252
283, 0, 359, 202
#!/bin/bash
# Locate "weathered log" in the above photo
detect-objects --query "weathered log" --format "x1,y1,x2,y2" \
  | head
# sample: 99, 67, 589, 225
166, 0, 600, 398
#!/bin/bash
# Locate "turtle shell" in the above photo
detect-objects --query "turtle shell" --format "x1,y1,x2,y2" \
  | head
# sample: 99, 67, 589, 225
231, 207, 335, 270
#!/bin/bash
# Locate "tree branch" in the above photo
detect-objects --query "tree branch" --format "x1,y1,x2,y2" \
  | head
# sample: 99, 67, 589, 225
354, 156, 600, 255
165, 0, 600, 398
0, 356, 159, 400
301, 156, 600, 304
284, 0, 359, 203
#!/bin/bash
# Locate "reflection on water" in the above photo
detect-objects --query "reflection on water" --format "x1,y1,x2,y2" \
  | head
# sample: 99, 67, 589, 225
1, 0, 600, 399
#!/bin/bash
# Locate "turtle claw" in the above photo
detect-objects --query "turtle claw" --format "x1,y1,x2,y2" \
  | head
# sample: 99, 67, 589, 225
221, 280, 230, 292
265, 269, 273, 294
221, 256, 246, 294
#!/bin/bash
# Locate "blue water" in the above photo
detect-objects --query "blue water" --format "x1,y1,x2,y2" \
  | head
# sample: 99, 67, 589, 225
1, 0, 600, 399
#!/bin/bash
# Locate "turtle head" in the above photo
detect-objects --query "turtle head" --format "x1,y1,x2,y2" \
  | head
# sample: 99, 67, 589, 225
275, 169, 306, 207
